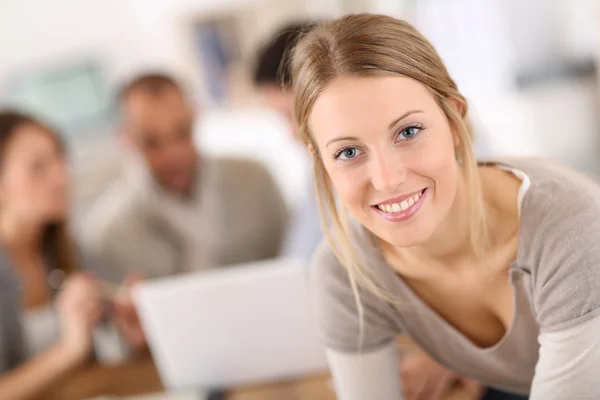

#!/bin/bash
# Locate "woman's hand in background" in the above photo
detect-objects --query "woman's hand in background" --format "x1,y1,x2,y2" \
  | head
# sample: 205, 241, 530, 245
110, 274, 147, 351
56, 273, 104, 365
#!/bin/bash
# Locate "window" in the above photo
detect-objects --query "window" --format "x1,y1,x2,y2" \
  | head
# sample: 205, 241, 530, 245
3, 61, 115, 136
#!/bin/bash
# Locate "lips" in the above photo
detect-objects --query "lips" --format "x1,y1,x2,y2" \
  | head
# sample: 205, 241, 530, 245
375, 190, 425, 213
372, 188, 428, 222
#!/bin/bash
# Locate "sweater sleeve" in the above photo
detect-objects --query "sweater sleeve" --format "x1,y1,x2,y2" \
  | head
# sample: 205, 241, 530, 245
310, 241, 404, 399
530, 203, 600, 332
531, 314, 600, 399
326, 343, 404, 400
309, 241, 400, 353
527, 186, 600, 398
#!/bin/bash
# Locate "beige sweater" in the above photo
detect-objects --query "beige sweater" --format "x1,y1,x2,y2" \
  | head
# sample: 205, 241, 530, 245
311, 158, 600, 398
79, 156, 288, 279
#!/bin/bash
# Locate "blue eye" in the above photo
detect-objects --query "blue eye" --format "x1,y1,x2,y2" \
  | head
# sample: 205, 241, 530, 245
397, 125, 423, 141
335, 147, 362, 161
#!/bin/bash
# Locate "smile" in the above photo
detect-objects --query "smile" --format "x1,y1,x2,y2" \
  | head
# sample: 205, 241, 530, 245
372, 188, 428, 222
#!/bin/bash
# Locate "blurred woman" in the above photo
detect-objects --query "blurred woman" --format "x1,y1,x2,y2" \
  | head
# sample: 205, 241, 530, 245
0, 111, 135, 400
294, 14, 600, 400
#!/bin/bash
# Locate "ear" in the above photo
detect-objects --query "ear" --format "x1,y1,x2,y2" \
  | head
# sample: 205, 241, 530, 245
306, 143, 316, 161
448, 96, 465, 117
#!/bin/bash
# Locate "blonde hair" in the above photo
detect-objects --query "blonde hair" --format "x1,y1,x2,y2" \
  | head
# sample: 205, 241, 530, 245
291, 14, 487, 310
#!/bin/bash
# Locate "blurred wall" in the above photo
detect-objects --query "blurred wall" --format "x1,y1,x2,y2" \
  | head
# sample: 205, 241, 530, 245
0, 0, 312, 103
0, 0, 143, 86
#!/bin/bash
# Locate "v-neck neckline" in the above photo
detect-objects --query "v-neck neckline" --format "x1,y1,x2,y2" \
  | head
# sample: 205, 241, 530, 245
364, 161, 532, 352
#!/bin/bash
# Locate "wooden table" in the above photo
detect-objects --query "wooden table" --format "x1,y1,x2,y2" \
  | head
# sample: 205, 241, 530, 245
48, 356, 473, 400
48, 334, 477, 400
46, 356, 164, 400
227, 373, 472, 400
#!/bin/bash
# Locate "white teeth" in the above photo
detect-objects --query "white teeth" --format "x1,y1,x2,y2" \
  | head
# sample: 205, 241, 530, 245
377, 190, 424, 214
400, 200, 409, 211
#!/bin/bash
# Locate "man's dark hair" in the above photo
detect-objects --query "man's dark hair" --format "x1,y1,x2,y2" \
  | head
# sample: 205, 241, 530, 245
117, 72, 183, 103
253, 21, 316, 88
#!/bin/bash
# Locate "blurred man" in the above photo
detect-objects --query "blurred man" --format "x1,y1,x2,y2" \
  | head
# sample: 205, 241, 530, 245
254, 22, 317, 133
80, 73, 288, 278
254, 22, 321, 260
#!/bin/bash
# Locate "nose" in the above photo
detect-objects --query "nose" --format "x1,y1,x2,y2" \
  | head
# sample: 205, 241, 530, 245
370, 152, 408, 193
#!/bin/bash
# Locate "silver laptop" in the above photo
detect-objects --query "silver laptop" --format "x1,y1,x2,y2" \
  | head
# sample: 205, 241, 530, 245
132, 258, 328, 391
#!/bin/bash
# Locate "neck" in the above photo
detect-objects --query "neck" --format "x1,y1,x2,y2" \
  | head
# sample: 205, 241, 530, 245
167, 177, 197, 200
386, 166, 521, 275
0, 213, 45, 254
408, 172, 475, 264
157, 157, 200, 200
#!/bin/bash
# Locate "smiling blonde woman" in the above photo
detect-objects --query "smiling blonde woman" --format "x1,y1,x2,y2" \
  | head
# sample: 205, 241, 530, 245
292, 14, 600, 400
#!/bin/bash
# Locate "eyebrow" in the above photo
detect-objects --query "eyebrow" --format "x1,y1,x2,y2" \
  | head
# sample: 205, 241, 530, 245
325, 109, 424, 148
326, 136, 359, 148
388, 109, 424, 130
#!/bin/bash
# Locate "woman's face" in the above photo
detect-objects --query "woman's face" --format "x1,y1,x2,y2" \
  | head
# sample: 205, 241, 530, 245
309, 76, 460, 248
0, 124, 68, 224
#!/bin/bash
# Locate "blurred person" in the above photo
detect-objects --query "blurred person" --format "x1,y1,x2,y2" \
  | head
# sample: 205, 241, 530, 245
293, 14, 600, 400
80, 73, 288, 279
253, 21, 322, 260
254, 22, 316, 132
0, 111, 143, 400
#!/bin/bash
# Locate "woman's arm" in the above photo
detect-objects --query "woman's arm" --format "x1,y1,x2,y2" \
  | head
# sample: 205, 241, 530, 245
0, 342, 83, 400
530, 314, 600, 399
310, 241, 404, 398
0, 273, 105, 400
327, 342, 404, 400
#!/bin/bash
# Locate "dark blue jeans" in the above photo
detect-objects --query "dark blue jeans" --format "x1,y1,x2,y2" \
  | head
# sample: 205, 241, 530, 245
483, 388, 528, 400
